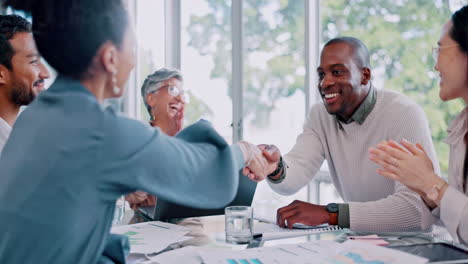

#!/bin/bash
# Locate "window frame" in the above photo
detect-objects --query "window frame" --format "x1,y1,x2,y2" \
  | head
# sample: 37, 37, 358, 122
125, 0, 326, 204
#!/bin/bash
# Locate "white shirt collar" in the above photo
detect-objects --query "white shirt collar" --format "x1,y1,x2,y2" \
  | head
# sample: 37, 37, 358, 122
0, 117, 12, 153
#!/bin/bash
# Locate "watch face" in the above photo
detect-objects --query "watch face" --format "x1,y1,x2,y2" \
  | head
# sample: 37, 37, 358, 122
326, 203, 339, 213
426, 188, 439, 202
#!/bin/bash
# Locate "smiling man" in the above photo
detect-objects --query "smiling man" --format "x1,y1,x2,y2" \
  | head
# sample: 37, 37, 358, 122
246, 37, 441, 232
0, 14, 49, 153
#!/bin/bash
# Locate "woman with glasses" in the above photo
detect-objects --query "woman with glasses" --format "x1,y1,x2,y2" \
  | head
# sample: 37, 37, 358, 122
126, 68, 191, 216
0, 0, 268, 263
369, 5, 468, 244
143, 68, 189, 136
125, 69, 209, 246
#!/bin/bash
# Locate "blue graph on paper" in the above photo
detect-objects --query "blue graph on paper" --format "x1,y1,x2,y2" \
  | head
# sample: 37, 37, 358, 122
226, 259, 262, 264
341, 252, 385, 264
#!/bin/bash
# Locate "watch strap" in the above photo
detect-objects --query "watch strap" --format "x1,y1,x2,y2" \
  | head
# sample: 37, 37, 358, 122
337, 203, 350, 228
325, 203, 339, 226
328, 212, 338, 225
267, 156, 283, 179
425, 181, 448, 206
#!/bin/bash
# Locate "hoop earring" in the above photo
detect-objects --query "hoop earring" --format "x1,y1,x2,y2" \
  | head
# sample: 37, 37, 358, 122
112, 69, 120, 95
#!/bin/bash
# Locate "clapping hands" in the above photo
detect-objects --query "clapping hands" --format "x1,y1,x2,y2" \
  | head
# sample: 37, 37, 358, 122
368, 139, 440, 196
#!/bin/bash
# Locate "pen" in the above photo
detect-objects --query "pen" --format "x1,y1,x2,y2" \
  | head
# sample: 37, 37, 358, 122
253, 233, 262, 240
252, 232, 314, 241
135, 208, 154, 222
348, 236, 399, 240
349, 237, 382, 240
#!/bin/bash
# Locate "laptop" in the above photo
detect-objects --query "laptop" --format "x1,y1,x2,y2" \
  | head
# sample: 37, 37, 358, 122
151, 172, 257, 221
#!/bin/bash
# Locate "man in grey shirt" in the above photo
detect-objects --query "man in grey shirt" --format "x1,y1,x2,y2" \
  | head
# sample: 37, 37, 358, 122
244, 37, 440, 232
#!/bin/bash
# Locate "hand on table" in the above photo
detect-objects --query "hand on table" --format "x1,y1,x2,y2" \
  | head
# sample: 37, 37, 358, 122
125, 191, 157, 210
276, 200, 330, 229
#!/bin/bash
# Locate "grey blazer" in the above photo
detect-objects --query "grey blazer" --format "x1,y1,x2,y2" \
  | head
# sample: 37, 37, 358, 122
0, 76, 244, 263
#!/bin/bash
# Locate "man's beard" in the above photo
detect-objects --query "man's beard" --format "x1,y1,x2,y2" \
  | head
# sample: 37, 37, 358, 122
10, 82, 34, 106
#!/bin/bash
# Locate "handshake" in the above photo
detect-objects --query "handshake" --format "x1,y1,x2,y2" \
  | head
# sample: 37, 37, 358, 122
126, 141, 282, 209
238, 141, 282, 182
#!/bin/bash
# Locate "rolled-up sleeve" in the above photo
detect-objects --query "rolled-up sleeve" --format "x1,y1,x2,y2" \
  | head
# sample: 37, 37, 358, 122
267, 107, 325, 195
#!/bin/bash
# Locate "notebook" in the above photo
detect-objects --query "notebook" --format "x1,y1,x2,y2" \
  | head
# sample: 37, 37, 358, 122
254, 211, 336, 229
253, 222, 342, 241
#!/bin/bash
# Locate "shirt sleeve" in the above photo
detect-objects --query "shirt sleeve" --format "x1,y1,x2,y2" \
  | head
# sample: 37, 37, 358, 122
267, 106, 326, 195
348, 102, 439, 232
440, 186, 468, 244
98, 114, 244, 210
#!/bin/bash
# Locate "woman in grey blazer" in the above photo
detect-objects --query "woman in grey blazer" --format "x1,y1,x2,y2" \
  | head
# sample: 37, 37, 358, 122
0, 0, 267, 263
370, 5, 468, 244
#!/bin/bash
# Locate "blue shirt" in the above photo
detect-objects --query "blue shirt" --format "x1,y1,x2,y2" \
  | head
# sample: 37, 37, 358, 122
0, 76, 243, 264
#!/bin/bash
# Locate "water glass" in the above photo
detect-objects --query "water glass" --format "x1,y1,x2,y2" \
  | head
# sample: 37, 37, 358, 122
112, 196, 126, 226
225, 206, 253, 244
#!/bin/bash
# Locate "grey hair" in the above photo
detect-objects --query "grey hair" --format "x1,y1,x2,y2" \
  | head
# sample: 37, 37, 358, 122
141, 68, 183, 121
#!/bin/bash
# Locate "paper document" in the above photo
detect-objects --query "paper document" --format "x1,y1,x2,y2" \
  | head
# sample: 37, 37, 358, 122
200, 240, 428, 264
111, 221, 190, 254
149, 246, 231, 264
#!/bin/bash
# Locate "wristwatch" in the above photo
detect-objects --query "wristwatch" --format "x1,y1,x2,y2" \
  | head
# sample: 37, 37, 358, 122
267, 156, 283, 179
425, 181, 448, 206
326, 203, 339, 225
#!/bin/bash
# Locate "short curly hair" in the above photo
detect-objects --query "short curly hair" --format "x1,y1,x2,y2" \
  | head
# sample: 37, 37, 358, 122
0, 14, 31, 70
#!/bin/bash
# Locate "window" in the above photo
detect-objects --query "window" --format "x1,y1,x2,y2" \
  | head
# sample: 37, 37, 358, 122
134, 0, 165, 121
128, 0, 333, 209
241, 0, 308, 213
181, 0, 233, 142
179, 0, 313, 213
128, 0, 459, 211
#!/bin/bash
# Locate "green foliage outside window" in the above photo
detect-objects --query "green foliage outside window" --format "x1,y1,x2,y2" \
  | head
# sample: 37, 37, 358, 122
186, 0, 463, 175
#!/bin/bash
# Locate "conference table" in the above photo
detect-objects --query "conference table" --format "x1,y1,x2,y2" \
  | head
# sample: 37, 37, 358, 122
127, 214, 459, 264
199, 215, 439, 246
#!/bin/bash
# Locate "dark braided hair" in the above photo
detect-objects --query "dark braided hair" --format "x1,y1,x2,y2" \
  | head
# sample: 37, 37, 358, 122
2, 0, 128, 79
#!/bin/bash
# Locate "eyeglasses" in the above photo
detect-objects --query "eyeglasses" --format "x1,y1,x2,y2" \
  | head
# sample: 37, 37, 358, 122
432, 43, 459, 62
149, 85, 190, 103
